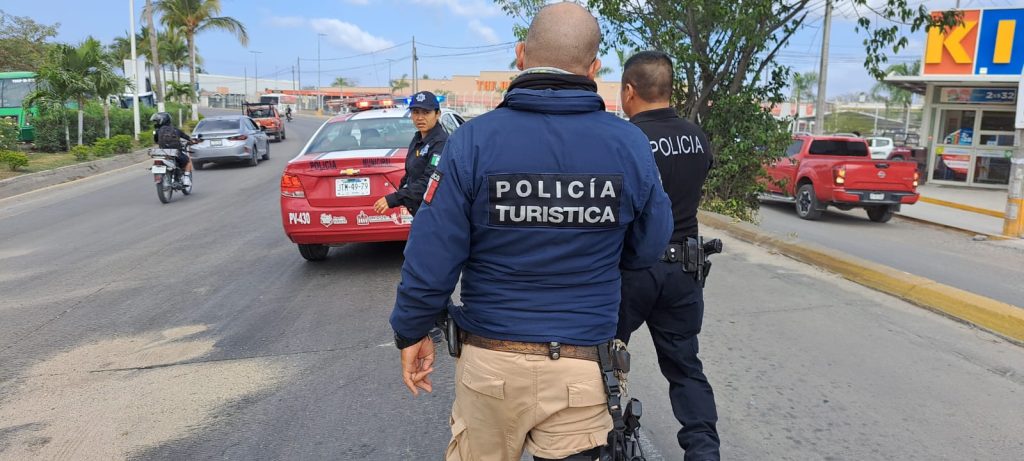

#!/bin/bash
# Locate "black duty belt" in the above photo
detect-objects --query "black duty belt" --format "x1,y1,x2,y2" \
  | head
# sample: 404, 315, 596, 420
660, 242, 691, 265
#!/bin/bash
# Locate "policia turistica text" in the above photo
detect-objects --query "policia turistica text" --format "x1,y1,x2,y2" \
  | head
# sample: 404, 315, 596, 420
388, 3, 672, 460
616, 51, 721, 460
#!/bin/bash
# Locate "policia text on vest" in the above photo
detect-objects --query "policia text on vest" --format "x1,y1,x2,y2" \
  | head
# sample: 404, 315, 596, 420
489, 173, 624, 228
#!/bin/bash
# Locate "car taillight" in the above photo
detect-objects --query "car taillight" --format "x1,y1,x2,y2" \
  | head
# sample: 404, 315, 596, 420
833, 166, 846, 185
229, 134, 248, 141
357, 101, 370, 108
913, 171, 919, 188
281, 172, 306, 198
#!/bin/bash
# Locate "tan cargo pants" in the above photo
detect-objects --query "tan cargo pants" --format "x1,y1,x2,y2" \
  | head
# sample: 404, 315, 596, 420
445, 343, 612, 461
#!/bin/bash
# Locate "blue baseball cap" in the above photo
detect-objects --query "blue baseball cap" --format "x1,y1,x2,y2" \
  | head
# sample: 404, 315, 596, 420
409, 91, 440, 111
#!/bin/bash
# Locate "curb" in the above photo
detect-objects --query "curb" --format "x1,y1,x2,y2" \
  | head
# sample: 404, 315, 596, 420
919, 195, 1004, 218
893, 213, 1011, 241
698, 210, 1024, 343
0, 149, 150, 200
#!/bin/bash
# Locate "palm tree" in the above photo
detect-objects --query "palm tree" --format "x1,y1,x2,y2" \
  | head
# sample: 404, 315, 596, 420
390, 74, 410, 94
872, 61, 920, 133
790, 71, 817, 134
159, 28, 191, 83
144, 0, 164, 103
331, 77, 352, 88
26, 39, 106, 147
155, 0, 248, 103
107, 33, 132, 69
90, 65, 131, 139
165, 81, 192, 102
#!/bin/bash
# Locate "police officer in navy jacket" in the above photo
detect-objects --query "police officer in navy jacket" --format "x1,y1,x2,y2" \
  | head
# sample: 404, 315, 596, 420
373, 90, 447, 216
616, 51, 719, 460
388, 3, 672, 460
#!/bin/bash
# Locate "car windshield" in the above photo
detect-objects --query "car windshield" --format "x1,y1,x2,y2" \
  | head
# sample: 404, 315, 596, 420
247, 107, 273, 118
306, 117, 417, 153
195, 119, 240, 133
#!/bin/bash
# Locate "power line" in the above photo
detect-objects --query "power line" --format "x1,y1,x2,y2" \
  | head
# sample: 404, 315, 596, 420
416, 41, 517, 50
298, 41, 411, 62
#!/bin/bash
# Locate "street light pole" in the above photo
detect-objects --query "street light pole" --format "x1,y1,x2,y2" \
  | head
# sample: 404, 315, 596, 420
814, 0, 832, 135
317, 33, 326, 114
250, 50, 262, 100
386, 58, 395, 94
128, 0, 141, 141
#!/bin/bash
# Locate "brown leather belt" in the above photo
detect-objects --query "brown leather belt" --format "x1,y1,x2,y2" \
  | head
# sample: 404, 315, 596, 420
461, 332, 599, 362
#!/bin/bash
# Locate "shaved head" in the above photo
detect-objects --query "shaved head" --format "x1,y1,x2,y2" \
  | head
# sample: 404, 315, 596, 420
518, 2, 602, 76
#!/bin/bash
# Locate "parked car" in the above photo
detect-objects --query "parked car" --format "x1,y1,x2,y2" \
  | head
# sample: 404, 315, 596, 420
190, 115, 271, 169
280, 107, 466, 261
865, 136, 895, 159
244, 102, 286, 141
762, 135, 920, 222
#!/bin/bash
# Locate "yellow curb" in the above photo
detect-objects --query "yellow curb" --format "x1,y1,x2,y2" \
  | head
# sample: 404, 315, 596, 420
698, 210, 1024, 343
919, 196, 1004, 218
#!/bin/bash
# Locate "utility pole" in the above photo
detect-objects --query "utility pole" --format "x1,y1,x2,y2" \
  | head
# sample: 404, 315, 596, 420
1003, 71, 1024, 237
243, 66, 247, 102
297, 57, 301, 90
250, 50, 262, 99
317, 33, 326, 114
814, 0, 832, 135
129, 0, 141, 141
412, 36, 419, 93
386, 58, 395, 93
292, 65, 296, 90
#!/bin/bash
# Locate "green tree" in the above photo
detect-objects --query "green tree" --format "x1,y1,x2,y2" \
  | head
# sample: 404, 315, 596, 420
871, 60, 920, 133
160, 28, 192, 84
0, 9, 59, 72
790, 71, 817, 133
27, 39, 111, 147
390, 74, 410, 94
494, 0, 959, 221
165, 81, 192, 102
331, 76, 353, 88
154, 0, 248, 102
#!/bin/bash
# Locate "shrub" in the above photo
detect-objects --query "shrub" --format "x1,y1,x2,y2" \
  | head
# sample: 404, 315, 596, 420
0, 119, 19, 151
91, 138, 116, 157
70, 144, 92, 161
0, 150, 29, 171
32, 110, 68, 153
109, 134, 135, 153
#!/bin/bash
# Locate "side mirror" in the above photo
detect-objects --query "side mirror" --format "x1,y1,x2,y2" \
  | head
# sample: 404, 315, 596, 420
259, 125, 266, 131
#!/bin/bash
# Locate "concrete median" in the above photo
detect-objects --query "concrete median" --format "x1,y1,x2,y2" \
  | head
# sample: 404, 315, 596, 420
699, 210, 1024, 343
0, 149, 151, 200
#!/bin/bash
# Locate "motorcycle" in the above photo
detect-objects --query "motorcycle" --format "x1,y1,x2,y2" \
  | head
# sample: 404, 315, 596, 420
149, 140, 195, 204
285, 111, 293, 122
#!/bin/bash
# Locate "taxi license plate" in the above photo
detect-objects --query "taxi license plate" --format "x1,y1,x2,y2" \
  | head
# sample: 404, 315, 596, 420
336, 178, 370, 197
211, 140, 222, 147
869, 193, 885, 200
151, 165, 167, 174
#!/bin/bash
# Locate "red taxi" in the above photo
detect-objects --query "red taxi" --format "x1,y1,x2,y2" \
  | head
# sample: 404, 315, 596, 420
280, 108, 465, 261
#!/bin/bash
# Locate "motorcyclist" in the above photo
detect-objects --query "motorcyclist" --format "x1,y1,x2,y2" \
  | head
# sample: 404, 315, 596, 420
285, 106, 293, 121
150, 112, 193, 186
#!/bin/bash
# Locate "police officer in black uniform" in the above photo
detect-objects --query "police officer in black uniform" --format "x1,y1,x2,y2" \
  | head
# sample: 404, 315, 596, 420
373, 91, 448, 216
616, 51, 720, 460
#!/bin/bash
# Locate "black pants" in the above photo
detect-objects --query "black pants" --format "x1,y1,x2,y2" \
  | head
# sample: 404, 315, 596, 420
618, 261, 719, 461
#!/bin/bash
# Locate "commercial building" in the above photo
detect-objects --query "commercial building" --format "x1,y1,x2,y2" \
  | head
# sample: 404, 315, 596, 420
886, 6, 1023, 189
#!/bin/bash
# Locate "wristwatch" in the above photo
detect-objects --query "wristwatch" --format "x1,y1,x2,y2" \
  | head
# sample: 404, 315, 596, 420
394, 331, 424, 350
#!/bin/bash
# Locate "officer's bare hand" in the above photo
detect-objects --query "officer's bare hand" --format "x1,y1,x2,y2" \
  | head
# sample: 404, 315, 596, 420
401, 337, 435, 396
373, 197, 390, 215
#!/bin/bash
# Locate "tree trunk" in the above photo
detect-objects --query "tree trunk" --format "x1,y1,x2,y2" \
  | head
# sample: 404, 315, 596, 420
64, 120, 70, 151
904, 105, 911, 133
793, 95, 801, 134
188, 34, 197, 103
77, 105, 84, 146
145, 0, 163, 103
103, 100, 111, 138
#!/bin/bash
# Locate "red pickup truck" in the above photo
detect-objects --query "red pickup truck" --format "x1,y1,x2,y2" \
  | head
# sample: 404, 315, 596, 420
763, 135, 920, 222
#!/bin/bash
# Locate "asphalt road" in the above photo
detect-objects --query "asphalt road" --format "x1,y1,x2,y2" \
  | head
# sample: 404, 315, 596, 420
756, 200, 1024, 308
0, 110, 1021, 460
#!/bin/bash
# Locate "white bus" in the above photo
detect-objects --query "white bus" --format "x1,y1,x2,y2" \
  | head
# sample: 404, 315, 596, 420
258, 93, 298, 114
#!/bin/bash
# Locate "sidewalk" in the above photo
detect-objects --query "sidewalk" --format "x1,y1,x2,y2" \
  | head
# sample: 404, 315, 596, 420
898, 183, 1018, 239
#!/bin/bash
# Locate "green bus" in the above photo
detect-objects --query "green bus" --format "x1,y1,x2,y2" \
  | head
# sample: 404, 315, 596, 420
0, 71, 38, 142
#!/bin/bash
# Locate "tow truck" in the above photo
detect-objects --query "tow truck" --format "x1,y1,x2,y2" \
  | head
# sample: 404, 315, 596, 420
243, 102, 286, 142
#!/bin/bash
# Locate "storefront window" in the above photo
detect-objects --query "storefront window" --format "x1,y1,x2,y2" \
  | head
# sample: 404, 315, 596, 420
980, 111, 1014, 131
973, 153, 1011, 185
940, 110, 976, 145
978, 134, 1015, 146
933, 150, 970, 182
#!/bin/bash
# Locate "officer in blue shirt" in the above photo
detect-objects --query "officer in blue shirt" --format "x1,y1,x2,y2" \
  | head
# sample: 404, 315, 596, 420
616, 51, 719, 460
388, 3, 672, 460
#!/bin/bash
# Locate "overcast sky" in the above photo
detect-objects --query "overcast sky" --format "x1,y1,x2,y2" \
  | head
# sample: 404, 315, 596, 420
4, 0, 1014, 97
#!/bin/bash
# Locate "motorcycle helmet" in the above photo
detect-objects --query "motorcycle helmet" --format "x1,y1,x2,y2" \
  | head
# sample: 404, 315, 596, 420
150, 112, 172, 128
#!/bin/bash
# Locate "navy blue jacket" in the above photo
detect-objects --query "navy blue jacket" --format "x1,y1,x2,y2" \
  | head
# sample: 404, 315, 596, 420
389, 87, 672, 345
